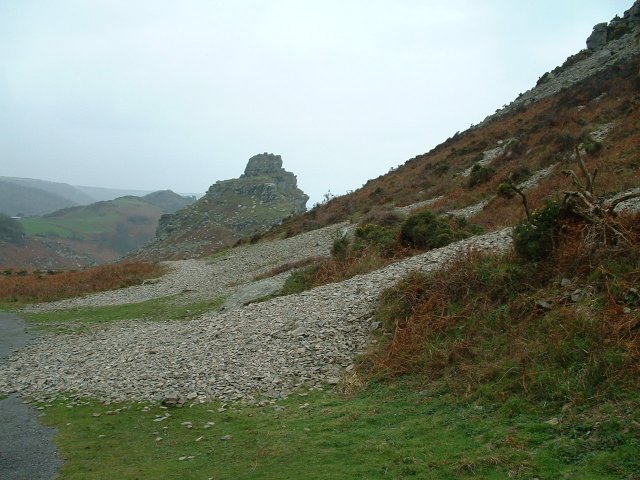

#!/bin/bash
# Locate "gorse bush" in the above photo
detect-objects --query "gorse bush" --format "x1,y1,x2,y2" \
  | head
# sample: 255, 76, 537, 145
330, 230, 350, 260
512, 199, 563, 261
353, 224, 396, 257
400, 210, 453, 249
467, 163, 495, 188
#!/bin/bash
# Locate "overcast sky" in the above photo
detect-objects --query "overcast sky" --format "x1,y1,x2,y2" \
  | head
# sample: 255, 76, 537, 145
0, 1, 628, 205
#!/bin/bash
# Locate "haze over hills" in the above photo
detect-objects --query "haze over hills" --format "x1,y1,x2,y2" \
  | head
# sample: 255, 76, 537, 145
0, 190, 196, 268
0, 176, 200, 217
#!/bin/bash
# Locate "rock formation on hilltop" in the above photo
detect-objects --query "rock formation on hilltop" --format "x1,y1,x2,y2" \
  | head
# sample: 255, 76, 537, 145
133, 153, 308, 260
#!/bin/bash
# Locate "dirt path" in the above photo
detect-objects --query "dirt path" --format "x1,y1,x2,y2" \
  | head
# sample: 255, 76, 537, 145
0, 312, 62, 480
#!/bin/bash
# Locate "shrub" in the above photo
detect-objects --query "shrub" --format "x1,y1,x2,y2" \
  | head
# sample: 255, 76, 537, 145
331, 230, 350, 260
353, 224, 396, 257
400, 211, 453, 249
497, 183, 515, 199
467, 163, 495, 188
512, 199, 563, 261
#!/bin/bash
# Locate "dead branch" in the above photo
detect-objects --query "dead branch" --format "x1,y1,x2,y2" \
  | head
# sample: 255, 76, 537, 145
506, 176, 532, 222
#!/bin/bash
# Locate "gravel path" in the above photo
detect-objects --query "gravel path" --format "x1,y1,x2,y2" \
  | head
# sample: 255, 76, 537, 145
25, 222, 350, 313
0, 313, 62, 480
0, 229, 512, 404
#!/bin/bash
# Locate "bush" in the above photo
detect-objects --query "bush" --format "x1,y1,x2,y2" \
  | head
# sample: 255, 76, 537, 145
512, 199, 563, 261
331, 230, 350, 260
467, 163, 495, 188
353, 224, 396, 257
400, 211, 453, 249
497, 183, 515, 199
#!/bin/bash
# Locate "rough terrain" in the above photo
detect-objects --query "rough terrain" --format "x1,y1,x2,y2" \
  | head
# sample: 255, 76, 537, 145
0, 226, 511, 404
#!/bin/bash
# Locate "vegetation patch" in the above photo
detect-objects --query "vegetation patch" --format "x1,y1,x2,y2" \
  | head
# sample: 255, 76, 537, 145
23, 296, 224, 333
0, 262, 165, 304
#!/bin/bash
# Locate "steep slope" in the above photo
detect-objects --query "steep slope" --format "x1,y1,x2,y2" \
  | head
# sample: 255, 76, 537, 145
269, 5, 640, 239
134, 153, 308, 260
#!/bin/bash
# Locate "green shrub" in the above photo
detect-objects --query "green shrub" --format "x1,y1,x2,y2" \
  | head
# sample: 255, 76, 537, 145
467, 163, 495, 188
331, 230, 350, 260
400, 211, 453, 249
353, 224, 396, 257
512, 199, 563, 261
497, 183, 515, 199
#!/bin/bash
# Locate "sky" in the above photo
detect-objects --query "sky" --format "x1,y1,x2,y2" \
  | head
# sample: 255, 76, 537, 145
0, 1, 630, 205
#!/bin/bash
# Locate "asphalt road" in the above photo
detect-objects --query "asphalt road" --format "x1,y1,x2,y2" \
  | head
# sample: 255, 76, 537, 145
0, 312, 63, 480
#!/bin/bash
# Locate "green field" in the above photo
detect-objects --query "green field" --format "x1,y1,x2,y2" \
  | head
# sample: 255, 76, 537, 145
19, 197, 161, 239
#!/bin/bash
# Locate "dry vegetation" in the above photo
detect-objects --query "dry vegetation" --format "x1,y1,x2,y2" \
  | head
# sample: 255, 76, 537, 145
364, 211, 640, 402
0, 262, 165, 303
266, 56, 640, 239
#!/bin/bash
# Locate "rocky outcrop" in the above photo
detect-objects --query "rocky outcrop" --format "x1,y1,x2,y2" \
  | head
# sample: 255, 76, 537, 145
133, 154, 308, 261
478, 1, 640, 127
587, 1, 640, 51
586, 23, 609, 50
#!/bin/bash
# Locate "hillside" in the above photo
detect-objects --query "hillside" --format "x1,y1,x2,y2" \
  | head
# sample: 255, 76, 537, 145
0, 179, 88, 217
264, 7, 640, 241
17, 196, 164, 265
142, 190, 196, 214
132, 153, 309, 260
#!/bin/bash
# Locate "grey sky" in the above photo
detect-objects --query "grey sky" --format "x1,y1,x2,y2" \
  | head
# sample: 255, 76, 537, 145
0, 1, 628, 205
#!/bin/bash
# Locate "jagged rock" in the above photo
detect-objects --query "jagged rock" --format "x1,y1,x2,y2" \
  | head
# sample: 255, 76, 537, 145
586, 23, 608, 50
134, 153, 309, 261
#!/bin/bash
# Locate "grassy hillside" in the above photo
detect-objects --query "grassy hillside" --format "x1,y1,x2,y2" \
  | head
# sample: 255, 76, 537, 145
19, 196, 164, 263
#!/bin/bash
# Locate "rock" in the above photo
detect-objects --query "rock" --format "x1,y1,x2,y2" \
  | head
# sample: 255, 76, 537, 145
162, 392, 182, 408
560, 278, 572, 288
145, 153, 309, 261
220, 435, 232, 441
545, 417, 560, 426
587, 23, 608, 51
186, 392, 198, 401
535, 300, 552, 311
327, 377, 340, 385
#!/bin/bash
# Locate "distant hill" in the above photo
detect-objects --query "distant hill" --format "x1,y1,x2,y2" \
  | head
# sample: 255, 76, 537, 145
17, 196, 165, 265
0, 176, 95, 207
0, 180, 85, 217
143, 190, 196, 214
73, 185, 155, 202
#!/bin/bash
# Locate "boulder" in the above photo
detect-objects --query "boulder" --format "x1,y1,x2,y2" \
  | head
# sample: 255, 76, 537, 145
586, 23, 608, 50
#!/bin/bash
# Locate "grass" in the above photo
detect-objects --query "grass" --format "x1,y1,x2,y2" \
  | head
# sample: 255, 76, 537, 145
22, 296, 225, 333
35, 384, 639, 479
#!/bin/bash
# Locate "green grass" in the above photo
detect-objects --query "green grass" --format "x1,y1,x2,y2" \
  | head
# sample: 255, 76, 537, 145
204, 248, 231, 262
22, 296, 224, 333
36, 384, 639, 479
